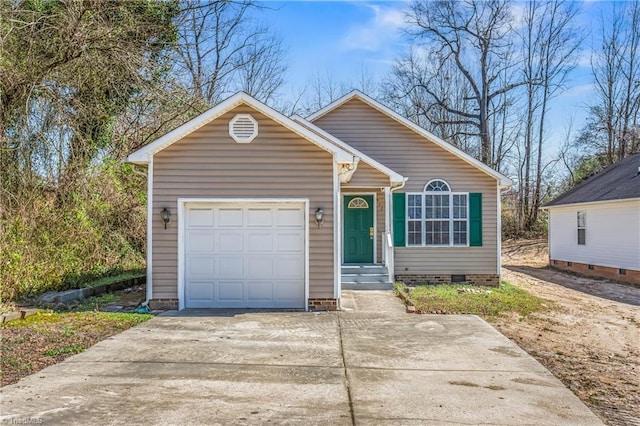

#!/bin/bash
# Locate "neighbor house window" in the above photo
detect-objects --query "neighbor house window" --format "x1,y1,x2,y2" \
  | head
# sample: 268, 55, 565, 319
577, 211, 586, 245
407, 179, 468, 246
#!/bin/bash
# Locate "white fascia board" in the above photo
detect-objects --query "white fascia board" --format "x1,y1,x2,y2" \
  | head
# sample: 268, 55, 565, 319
127, 92, 354, 164
542, 197, 640, 210
292, 115, 405, 186
307, 90, 512, 187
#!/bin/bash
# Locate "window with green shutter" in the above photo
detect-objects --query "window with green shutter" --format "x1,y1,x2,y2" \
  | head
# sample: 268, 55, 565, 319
392, 192, 406, 247
404, 179, 474, 247
469, 192, 482, 246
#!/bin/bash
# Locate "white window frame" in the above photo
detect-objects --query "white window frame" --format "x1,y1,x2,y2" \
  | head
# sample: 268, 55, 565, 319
406, 179, 469, 247
577, 211, 586, 246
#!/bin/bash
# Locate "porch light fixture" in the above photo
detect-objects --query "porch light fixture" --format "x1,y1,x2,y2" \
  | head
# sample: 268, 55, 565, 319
315, 208, 324, 229
160, 208, 171, 229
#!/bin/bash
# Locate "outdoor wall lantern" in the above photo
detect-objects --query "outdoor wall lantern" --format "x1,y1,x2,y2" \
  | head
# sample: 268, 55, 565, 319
160, 208, 171, 229
315, 208, 324, 229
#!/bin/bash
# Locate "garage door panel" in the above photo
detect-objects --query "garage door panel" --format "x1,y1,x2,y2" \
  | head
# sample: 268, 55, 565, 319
247, 257, 274, 278
185, 203, 305, 309
247, 281, 274, 301
218, 208, 243, 227
187, 208, 214, 227
274, 280, 305, 300
275, 256, 304, 278
217, 256, 243, 278
247, 208, 273, 227
247, 232, 274, 252
276, 232, 304, 252
217, 232, 244, 251
276, 208, 305, 227
217, 281, 244, 302
188, 282, 214, 302
187, 231, 214, 252
187, 256, 215, 278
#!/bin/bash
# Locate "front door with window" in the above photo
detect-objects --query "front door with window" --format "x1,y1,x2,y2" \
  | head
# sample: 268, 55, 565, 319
343, 195, 374, 263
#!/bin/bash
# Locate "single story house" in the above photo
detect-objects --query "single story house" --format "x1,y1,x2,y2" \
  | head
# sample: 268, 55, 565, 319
127, 91, 511, 310
544, 153, 640, 285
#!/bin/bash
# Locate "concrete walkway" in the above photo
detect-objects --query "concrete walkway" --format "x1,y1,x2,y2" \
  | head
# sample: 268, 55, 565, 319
1, 291, 601, 425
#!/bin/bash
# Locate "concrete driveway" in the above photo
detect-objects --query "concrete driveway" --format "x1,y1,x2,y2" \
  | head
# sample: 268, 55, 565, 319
1, 291, 601, 425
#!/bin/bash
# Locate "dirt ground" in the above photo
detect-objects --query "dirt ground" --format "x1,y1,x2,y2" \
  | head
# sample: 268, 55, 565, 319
495, 239, 640, 426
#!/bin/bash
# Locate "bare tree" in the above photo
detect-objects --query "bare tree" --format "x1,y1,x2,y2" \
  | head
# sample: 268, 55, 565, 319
173, 0, 287, 105
580, 0, 640, 164
406, 0, 525, 167
517, 0, 581, 231
383, 49, 479, 155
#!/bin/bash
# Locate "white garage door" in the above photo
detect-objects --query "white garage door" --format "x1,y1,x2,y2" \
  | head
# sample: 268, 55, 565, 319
184, 202, 306, 308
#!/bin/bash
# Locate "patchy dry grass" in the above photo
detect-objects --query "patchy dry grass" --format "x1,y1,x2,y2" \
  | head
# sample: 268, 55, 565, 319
395, 281, 550, 317
1, 311, 151, 387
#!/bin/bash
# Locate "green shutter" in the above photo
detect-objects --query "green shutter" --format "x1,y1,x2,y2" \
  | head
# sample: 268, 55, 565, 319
469, 192, 482, 247
392, 192, 406, 247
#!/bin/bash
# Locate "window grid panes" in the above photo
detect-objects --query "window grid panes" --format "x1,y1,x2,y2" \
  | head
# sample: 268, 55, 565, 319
426, 221, 450, 245
407, 195, 423, 245
577, 211, 586, 245
407, 185, 468, 247
426, 194, 450, 219
425, 179, 451, 192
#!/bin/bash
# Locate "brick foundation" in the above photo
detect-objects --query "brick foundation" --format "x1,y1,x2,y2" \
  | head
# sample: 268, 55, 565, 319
395, 274, 500, 287
550, 259, 640, 286
148, 298, 179, 310
308, 298, 338, 311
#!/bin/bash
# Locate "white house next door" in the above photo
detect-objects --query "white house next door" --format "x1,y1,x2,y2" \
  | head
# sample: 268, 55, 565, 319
184, 202, 306, 308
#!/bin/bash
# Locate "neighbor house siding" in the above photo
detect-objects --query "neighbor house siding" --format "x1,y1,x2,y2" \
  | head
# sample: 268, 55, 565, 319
314, 98, 498, 274
548, 199, 640, 270
152, 104, 334, 300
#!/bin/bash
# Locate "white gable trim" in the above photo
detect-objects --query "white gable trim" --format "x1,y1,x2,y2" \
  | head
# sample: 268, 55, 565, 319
291, 115, 405, 186
543, 197, 640, 210
307, 90, 512, 187
127, 92, 354, 164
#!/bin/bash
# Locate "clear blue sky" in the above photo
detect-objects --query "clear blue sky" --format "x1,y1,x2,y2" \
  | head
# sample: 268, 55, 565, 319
256, 1, 613, 154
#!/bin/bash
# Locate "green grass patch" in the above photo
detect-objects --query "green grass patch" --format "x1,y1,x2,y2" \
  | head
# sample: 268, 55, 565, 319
1, 311, 152, 386
396, 281, 548, 318
74, 293, 118, 311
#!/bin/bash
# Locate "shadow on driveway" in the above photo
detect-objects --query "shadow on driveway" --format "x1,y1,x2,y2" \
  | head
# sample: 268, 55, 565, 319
504, 265, 640, 306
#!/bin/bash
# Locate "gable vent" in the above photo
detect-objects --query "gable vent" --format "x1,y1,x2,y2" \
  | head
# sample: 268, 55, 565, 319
229, 113, 258, 143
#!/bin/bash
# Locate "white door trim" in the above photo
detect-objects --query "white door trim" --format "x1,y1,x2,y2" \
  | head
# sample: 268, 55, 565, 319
342, 192, 377, 264
177, 198, 309, 311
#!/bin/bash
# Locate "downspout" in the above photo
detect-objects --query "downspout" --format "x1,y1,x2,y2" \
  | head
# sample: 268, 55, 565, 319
388, 178, 408, 282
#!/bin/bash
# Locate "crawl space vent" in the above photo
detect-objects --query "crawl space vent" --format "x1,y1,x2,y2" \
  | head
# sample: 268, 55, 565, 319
229, 114, 258, 143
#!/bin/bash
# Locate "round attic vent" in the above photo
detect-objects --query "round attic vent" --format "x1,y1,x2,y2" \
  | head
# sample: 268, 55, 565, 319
229, 114, 258, 143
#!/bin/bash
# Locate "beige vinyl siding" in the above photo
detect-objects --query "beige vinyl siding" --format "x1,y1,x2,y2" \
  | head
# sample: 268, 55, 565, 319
342, 161, 390, 188
152, 104, 334, 299
315, 98, 498, 274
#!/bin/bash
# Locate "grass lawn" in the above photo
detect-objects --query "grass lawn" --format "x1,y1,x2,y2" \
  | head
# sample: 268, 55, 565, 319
395, 281, 549, 317
1, 311, 152, 387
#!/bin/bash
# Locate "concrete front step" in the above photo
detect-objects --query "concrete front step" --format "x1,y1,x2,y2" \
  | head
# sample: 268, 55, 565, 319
342, 276, 391, 284
341, 264, 391, 290
342, 282, 393, 290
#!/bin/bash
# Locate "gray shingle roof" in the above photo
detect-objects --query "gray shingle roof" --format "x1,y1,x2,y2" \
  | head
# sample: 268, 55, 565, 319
545, 153, 640, 207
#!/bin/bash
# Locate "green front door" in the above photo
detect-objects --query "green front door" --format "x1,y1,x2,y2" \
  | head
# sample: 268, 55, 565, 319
343, 195, 374, 264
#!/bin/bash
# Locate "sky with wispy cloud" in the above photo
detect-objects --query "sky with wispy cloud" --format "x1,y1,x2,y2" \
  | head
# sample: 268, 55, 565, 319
258, 0, 616, 152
